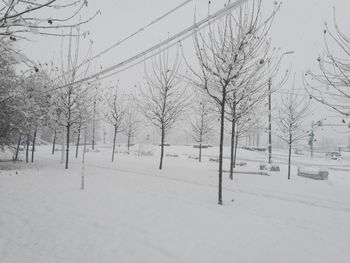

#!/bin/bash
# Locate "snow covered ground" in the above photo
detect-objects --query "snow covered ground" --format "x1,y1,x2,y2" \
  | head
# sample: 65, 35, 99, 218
1, 145, 350, 263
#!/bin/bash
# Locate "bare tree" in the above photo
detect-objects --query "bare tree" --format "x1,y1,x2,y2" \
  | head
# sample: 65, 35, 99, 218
191, 17, 243, 205
74, 93, 92, 158
276, 77, 310, 180
226, 104, 258, 171
123, 98, 139, 155
190, 0, 280, 204
139, 48, 187, 170
22, 72, 51, 163
225, 80, 270, 179
54, 27, 94, 169
91, 85, 100, 151
0, 1, 98, 157
75, 116, 83, 158
304, 12, 350, 116
233, 112, 253, 166
224, 16, 291, 180
105, 84, 125, 162
266, 53, 292, 164
191, 98, 213, 162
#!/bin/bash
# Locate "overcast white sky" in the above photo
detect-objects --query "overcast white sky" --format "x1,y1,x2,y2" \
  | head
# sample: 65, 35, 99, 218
21, 0, 350, 82
19, 0, 350, 144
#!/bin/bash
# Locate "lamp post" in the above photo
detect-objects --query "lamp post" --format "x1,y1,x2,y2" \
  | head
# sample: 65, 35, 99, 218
268, 78, 272, 164
268, 50, 294, 164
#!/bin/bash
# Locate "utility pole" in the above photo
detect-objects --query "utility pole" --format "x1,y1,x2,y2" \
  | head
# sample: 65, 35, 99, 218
267, 50, 294, 163
92, 99, 96, 150
81, 128, 87, 190
268, 78, 272, 164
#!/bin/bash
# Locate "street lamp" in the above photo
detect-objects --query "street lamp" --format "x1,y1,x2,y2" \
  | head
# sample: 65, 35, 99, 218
268, 50, 294, 164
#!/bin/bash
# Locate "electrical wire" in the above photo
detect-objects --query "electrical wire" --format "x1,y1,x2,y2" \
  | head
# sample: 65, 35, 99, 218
85, 0, 194, 65
56, 0, 248, 89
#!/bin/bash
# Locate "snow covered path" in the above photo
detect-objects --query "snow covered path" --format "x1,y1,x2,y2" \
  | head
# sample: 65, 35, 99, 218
1, 146, 350, 263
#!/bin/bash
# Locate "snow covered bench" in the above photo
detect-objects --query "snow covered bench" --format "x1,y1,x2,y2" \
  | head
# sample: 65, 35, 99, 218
236, 161, 247, 167
260, 164, 280, 172
209, 158, 247, 166
166, 154, 179, 158
223, 170, 270, 176
297, 167, 329, 180
193, 145, 209, 149
242, 146, 266, 152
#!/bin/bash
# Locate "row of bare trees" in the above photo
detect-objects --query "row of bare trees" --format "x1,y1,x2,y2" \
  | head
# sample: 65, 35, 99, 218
272, 8, 350, 179
132, 0, 313, 204
105, 86, 140, 162
139, 48, 188, 170
0, 1, 101, 167
5, 0, 347, 206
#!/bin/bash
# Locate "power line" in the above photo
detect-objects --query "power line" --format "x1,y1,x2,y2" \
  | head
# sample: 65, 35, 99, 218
10, 0, 194, 90
56, 0, 248, 89
85, 0, 194, 65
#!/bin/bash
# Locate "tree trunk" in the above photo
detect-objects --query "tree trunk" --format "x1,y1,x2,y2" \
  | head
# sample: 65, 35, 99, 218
75, 125, 81, 158
199, 113, 204, 163
92, 101, 96, 150
233, 129, 239, 168
159, 127, 165, 170
60, 128, 65, 164
52, 130, 56, 155
65, 88, 72, 169
15, 132, 21, 160
288, 134, 292, 180
103, 128, 106, 144
83, 129, 87, 164
112, 125, 117, 162
229, 114, 236, 180
26, 132, 30, 163
218, 92, 226, 205
65, 124, 70, 169
31, 126, 37, 163
127, 131, 131, 155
